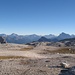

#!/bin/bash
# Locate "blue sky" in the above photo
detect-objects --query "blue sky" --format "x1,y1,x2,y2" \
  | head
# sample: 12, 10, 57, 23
0, 0, 75, 35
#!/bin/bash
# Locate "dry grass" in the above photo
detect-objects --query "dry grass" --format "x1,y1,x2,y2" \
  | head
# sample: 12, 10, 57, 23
20, 46, 34, 51
38, 48, 75, 54
0, 56, 25, 59
19, 60, 30, 65
45, 48, 75, 54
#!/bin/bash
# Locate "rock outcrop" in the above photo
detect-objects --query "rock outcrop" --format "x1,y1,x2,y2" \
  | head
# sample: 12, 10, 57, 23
69, 66, 75, 75
59, 66, 75, 75
0, 36, 6, 44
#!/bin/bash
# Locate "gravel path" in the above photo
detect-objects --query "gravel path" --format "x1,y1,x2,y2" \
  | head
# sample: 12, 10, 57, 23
0, 43, 75, 75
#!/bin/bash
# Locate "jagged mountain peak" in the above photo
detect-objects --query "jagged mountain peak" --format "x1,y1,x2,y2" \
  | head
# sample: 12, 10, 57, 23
10, 33, 18, 36
59, 32, 70, 35
38, 37, 51, 42
0, 32, 75, 44
57, 32, 71, 40
44, 34, 56, 39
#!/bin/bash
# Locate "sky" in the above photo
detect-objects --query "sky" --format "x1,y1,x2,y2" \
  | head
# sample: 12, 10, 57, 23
0, 0, 75, 35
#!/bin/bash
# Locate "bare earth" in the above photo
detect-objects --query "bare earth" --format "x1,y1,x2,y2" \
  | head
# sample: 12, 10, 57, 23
0, 43, 75, 75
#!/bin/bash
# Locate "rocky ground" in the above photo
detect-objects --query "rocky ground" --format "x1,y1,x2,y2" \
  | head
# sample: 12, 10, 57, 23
0, 43, 75, 75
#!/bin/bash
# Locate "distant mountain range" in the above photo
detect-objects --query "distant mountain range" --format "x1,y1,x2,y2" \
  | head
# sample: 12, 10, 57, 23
0, 32, 75, 44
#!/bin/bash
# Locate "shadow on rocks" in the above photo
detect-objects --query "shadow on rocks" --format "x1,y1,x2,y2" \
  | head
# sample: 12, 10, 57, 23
59, 66, 75, 75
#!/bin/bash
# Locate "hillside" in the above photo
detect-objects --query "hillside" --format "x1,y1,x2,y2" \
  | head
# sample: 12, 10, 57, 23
60, 38, 75, 46
0, 32, 75, 44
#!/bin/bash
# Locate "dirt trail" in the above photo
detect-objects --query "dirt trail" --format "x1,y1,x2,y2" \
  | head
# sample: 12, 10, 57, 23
0, 49, 75, 59
0, 50, 46, 58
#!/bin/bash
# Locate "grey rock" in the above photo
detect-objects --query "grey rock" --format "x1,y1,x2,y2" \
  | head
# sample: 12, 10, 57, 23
0, 36, 6, 44
69, 66, 75, 75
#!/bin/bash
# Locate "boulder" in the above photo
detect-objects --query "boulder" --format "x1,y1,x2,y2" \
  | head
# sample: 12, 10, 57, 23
69, 66, 75, 74
60, 62, 70, 68
0, 36, 6, 44
59, 66, 75, 75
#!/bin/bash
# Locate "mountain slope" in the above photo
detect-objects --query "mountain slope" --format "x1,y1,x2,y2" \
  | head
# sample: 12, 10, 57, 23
44, 34, 56, 39
6, 34, 41, 44
38, 37, 51, 42
60, 38, 75, 46
0, 32, 75, 44
57, 32, 72, 40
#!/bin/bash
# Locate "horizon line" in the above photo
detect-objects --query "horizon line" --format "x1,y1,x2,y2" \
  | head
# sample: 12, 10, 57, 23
0, 32, 75, 36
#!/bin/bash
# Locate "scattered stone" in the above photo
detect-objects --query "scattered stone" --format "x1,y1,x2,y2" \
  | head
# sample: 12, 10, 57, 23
60, 62, 70, 69
45, 60, 50, 62
57, 53, 59, 54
